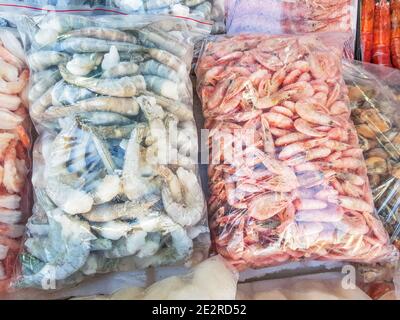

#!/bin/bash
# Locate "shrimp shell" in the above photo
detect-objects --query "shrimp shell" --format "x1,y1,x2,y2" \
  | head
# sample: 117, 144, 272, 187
44, 97, 140, 119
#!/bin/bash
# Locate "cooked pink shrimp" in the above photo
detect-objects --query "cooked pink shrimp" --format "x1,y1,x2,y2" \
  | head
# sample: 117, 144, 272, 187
0, 45, 24, 70
294, 118, 327, 137
330, 100, 349, 115
270, 127, 291, 137
264, 112, 293, 129
282, 69, 302, 86
275, 132, 309, 146
294, 198, 328, 210
3, 140, 25, 194
0, 69, 28, 95
295, 101, 339, 126
337, 196, 374, 213
329, 157, 365, 170
271, 106, 294, 118
0, 59, 18, 82
305, 147, 331, 161
0, 93, 21, 111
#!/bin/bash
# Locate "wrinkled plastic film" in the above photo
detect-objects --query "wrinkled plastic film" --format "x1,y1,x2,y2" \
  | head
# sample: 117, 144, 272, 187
237, 272, 371, 300
0, 14, 32, 294
225, 0, 357, 58
344, 60, 400, 250
196, 34, 395, 270
226, 0, 356, 34
106, 0, 224, 34
71, 255, 238, 300
16, 12, 210, 290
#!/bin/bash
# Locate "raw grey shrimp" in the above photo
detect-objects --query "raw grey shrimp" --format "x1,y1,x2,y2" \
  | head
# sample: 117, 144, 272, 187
66, 53, 103, 76
139, 59, 181, 82
59, 64, 146, 97
44, 97, 140, 119
137, 27, 188, 58
101, 61, 139, 78
51, 81, 96, 107
60, 27, 137, 43
29, 70, 61, 103
21, 13, 207, 288
55, 37, 145, 54
28, 51, 70, 71
18, 210, 96, 288
82, 195, 160, 222
161, 167, 205, 227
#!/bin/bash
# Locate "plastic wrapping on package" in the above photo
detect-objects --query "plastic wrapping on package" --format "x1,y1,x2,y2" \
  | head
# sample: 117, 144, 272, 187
344, 60, 400, 250
196, 33, 396, 271
108, 0, 225, 34
9, 0, 107, 6
71, 255, 238, 300
237, 272, 371, 300
225, 0, 357, 58
15, 12, 210, 290
4, 1, 222, 34
0, 14, 32, 295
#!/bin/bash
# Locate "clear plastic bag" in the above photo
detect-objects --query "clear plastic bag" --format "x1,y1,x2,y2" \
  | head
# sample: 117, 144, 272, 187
71, 255, 238, 300
237, 272, 372, 300
225, 0, 357, 58
15, 12, 210, 290
344, 60, 400, 251
196, 33, 396, 271
109, 0, 225, 34
0, 14, 32, 295
6, 0, 108, 7
226, 0, 357, 34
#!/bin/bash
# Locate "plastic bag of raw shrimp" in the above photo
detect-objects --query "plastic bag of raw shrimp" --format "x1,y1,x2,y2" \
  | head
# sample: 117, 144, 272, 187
13, 12, 211, 290
225, 0, 358, 58
343, 60, 400, 251
1, 0, 224, 33
0, 13, 32, 295
196, 33, 398, 271
109, 0, 226, 34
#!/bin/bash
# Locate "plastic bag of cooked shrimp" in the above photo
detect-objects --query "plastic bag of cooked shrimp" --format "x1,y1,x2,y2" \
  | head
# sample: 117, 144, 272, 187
0, 14, 32, 295
343, 60, 400, 251
196, 33, 397, 271
225, 0, 358, 58
13, 12, 211, 290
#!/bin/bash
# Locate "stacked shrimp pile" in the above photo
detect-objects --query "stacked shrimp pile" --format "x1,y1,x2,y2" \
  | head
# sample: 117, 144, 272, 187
17, 14, 208, 289
0, 30, 30, 292
196, 34, 395, 270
